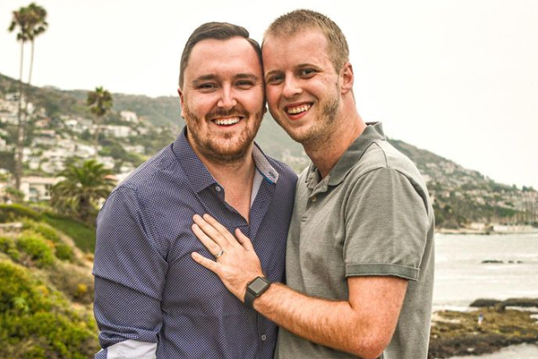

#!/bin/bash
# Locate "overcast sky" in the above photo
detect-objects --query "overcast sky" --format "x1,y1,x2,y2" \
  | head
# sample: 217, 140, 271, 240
1, 0, 537, 190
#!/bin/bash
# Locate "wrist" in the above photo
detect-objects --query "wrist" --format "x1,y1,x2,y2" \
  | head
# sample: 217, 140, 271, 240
244, 276, 272, 308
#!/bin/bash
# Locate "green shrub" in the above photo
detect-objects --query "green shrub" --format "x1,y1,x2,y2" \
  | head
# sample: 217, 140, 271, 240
47, 262, 94, 305
55, 243, 74, 262
0, 260, 41, 313
22, 220, 60, 243
0, 261, 99, 359
0, 204, 40, 223
17, 231, 54, 267
0, 236, 20, 261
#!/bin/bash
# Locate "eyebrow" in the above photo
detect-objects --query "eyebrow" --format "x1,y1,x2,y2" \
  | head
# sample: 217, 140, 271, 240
264, 70, 280, 79
192, 73, 260, 86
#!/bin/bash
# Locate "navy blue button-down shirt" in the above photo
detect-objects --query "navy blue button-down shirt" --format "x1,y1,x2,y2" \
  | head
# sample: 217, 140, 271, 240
93, 128, 297, 359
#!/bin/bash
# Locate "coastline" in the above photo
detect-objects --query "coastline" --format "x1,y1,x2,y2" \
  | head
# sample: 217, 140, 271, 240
448, 343, 538, 359
436, 227, 538, 235
428, 298, 538, 359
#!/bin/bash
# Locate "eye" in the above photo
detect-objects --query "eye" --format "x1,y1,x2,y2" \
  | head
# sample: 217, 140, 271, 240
266, 74, 284, 85
198, 83, 217, 91
236, 80, 255, 89
299, 68, 317, 77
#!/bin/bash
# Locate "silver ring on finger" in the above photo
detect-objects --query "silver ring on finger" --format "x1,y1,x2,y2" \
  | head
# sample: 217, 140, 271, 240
215, 249, 226, 259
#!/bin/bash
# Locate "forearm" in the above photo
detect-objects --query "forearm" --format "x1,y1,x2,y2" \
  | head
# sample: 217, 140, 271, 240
253, 283, 378, 358
94, 277, 162, 351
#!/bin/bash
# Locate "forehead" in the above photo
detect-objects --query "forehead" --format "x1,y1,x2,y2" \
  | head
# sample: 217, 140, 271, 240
185, 37, 262, 81
262, 29, 331, 70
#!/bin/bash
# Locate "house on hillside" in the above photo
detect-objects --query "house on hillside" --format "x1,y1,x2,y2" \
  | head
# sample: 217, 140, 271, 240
120, 111, 139, 123
20, 176, 60, 202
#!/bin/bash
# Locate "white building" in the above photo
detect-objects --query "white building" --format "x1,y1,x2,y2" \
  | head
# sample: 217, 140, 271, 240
120, 111, 139, 123
102, 125, 133, 138
123, 144, 145, 155
97, 156, 115, 170
43, 148, 69, 162
74, 143, 97, 158
20, 176, 60, 202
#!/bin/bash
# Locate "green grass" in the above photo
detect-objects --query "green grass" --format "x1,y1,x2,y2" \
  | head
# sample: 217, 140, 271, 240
42, 213, 96, 253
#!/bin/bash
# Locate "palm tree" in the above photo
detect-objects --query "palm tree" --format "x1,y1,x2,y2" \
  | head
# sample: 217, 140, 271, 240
87, 87, 113, 156
8, 3, 48, 191
51, 160, 115, 223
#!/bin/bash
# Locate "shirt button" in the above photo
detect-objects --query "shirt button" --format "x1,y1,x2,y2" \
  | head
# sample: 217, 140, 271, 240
311, 196, 317, 203
215, 186, 221, 192
261, 334, 267, 341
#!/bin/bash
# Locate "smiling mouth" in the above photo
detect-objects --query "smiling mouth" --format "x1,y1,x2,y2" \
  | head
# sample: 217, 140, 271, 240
213, 117, 241, 126
286, 104, 312, 115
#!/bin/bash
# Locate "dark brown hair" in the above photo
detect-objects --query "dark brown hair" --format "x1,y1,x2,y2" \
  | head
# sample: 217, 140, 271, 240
178, 22, 262, 88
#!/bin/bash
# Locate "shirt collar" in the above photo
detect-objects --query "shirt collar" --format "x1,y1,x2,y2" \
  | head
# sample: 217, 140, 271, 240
172, 127, 279, 193
306, 122, 386, 188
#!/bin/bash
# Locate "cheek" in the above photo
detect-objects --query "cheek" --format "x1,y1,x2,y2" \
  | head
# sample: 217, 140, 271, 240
265, 87, 280, 109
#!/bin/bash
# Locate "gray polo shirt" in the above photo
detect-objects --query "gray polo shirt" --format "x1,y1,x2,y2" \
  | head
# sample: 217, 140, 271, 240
276, 122, 435, 359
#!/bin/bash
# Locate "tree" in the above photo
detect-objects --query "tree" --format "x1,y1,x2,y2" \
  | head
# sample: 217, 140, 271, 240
8, 3, 48, 191
51, 160, 115, 223
87, 87, 113, 156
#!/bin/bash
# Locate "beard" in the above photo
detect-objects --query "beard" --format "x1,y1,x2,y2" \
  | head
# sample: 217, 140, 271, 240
183, 103, 264, 165
272, 86, 340, 148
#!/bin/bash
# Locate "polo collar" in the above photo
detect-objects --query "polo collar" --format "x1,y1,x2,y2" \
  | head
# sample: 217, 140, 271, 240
306, 122, 386, 189
173, 127, 279, 193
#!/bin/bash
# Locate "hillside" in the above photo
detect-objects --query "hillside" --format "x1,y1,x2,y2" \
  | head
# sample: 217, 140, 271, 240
0, 204, 98, 358
1, 72, 536, 229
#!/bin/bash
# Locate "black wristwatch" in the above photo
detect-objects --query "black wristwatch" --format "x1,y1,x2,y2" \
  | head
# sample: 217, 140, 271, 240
245, 276, 272, 308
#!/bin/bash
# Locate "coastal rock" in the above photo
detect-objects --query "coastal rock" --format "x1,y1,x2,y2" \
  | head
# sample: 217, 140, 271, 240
470, 299, 502, 308
429, 306, 538, 358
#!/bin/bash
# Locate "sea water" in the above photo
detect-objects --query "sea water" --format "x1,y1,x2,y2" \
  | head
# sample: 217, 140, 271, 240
434, 232, 538, 358
434, 232, 538, 309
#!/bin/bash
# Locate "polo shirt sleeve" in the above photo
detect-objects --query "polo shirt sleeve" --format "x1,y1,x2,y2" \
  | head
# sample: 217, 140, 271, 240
93, 187, 168, 357
343, 167, 429, 281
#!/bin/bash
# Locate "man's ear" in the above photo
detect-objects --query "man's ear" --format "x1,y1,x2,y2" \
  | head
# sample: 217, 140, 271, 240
178, 87, 185, 118
340, 62, 354, 95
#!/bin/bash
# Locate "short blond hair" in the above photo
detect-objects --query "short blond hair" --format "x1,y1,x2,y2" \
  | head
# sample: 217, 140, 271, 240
264, 9, 349, 72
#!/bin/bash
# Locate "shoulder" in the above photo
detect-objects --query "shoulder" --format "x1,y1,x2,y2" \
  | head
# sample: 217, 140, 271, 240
113, 144, 179, 194
355, 140, 425, 189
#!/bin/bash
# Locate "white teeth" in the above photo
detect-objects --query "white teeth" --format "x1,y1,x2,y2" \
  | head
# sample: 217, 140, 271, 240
214, 117, 240, 125
287, 104, 311, 115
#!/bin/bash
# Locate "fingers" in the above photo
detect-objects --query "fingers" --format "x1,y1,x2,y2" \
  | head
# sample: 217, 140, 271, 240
193, 214, 232, 248
191, 252, 219, 273
202, 214, 240, 247
192, 223, 221, 256
235, 228, 254, 251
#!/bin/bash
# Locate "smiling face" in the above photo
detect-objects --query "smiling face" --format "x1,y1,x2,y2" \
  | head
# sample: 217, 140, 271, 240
179, 36, 265, 164
263, 29, 342, 147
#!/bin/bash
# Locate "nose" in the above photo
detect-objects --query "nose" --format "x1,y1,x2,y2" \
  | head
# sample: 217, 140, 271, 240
282, 76, 302, 99
217, 86, 237, 110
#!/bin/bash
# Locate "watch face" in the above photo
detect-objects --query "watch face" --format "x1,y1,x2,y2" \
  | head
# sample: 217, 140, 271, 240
249, 277, 269, 294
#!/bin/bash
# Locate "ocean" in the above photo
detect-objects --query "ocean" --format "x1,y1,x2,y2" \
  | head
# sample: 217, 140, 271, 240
434, 232, 538, 309
434, 232, 538, 358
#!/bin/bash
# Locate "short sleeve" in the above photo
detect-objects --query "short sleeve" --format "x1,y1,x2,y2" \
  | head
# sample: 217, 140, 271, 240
344, 167, 429, 281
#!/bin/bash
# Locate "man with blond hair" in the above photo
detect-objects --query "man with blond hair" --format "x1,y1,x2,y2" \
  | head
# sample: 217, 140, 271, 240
192, 9, 435, 359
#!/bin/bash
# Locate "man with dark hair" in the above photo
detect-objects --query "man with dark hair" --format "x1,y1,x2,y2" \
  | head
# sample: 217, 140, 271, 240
192, 10, 435, 359
93, 22, 297, 359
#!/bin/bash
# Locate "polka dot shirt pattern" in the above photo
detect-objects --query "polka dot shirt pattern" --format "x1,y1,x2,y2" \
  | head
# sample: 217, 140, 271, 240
93, 128, 297, 359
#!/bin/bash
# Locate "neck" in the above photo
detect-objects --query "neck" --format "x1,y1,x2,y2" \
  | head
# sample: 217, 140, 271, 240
189, 138, 256, 222
201, 153, 256, 189
304, 107, 366, 179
